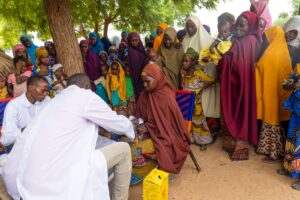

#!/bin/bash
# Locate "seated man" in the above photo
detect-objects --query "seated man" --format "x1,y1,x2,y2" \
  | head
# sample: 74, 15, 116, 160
3, 74, 134, 200
1, 75, 50, 150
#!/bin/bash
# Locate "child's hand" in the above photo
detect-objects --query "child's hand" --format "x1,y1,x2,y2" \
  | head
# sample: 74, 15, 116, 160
202, 57, 210, 63
210, 41, 219, 53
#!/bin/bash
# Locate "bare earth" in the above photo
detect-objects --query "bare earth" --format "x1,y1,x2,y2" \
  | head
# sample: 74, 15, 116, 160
129, 137, 300, 200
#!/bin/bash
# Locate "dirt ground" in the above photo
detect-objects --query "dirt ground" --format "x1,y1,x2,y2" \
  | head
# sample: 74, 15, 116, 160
129, 137, 300, 200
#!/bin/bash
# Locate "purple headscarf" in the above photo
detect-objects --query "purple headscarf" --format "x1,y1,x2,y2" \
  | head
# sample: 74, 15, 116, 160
128, 32, 147, 98
79, 40, 101, 81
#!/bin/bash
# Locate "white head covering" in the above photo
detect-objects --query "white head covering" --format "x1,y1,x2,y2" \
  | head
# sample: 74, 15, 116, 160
282, 16, 300, 48
112, 36, 121, 48
182, 15, 213, 53
52, 63, 63, 72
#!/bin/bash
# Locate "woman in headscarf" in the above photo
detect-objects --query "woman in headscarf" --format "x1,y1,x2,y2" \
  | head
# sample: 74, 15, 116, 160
112, 36, 121, 48
44, 41, 57, 66
79, 40, 101, 88
157, 27, 184, 89
218, 11, 263, 161
135, 63, 190, 174
89, 32, 104, 56
101, 37, 113, 53
282, 16, 300, 67
256, 26, 293, 162
118, 42, 128, 63
250, 0, 272, 30
182, 16, 213, 53
127, 32, 147, 98
19, 34, 39, 64
121, 31, 129, 43
153, 22, 168, 52
201, 13, 235, 121
13, 44, 32, 71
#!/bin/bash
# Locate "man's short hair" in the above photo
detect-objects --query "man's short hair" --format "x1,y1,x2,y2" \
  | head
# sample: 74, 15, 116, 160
27, 75, 48, 88
67, 73, 91, 89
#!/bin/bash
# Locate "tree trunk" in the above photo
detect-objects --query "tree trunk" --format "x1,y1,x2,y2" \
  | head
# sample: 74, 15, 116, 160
103, 17, 110, 38
44, 0, 84, 76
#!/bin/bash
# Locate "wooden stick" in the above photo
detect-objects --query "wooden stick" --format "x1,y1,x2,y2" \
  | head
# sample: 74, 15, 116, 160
189, 150, 201, 172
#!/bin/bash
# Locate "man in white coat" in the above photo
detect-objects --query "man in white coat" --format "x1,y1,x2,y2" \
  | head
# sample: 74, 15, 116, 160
3, 73, 135, 200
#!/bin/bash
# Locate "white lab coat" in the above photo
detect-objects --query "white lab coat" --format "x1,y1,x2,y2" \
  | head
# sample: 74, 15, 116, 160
3, 85, 135, 200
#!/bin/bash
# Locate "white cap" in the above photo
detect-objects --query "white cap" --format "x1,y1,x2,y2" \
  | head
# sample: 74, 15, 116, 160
52, 63, 63, 72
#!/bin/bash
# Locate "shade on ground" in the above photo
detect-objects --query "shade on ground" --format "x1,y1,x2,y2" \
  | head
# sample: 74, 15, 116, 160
129, 137, 299, 200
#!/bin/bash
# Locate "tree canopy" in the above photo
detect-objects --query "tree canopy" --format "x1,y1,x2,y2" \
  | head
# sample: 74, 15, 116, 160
0, 0, 223, 49
291, 0, 300, 15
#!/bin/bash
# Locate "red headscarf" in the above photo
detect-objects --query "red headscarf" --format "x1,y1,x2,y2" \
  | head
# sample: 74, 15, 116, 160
218, 11, 262, 144
240, 11, 264, 40
136, 64, 190, 174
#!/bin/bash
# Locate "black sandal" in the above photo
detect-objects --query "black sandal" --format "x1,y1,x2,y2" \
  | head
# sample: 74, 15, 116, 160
277, 169, 289, 176
292, 181, 300, 191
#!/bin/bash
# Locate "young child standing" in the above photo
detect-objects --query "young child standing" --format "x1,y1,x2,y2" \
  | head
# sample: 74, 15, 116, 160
95, 64, 110, 104
7, 55, 32, 97
278, 66, 300, 190
199, 19, 233, 66
32, 47, 54, 96
181, 48, 215, 151
106, 61, 127, 109
52, 64, 67, 96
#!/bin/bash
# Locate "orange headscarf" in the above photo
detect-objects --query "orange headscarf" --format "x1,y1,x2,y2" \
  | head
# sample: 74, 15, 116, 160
153, 22, 168, 52
256, 26, 292, 124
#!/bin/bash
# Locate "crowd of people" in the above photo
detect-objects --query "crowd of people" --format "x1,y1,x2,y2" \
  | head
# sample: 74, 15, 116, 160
0, 0, 300, 199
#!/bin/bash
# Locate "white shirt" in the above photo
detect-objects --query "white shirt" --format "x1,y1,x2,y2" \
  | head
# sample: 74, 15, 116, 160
1, 93, 50, 146
3, 85, 134, 200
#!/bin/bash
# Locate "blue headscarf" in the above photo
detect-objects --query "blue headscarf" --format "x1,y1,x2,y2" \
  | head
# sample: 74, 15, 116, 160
100, 37, 112, 53
20, 34, 39, 64
89, 32, 104, 56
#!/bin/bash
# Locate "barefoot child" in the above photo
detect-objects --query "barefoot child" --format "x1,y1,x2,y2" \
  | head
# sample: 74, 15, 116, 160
106, 61, 127, 109
181, 47, 215, 151
95, 64, 110, 104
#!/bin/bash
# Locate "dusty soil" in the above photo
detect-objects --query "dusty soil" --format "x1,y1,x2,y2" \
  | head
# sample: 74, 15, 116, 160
129, 137, 300, 200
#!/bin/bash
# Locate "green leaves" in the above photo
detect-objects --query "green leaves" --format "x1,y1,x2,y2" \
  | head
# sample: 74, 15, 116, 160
0, 0, 222, 49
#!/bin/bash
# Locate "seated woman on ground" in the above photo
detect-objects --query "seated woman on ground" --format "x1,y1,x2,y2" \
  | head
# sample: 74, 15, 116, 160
135, 63, 190, 174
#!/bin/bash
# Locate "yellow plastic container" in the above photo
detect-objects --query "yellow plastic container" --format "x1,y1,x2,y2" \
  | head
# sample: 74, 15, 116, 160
143, 168, 169, 200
